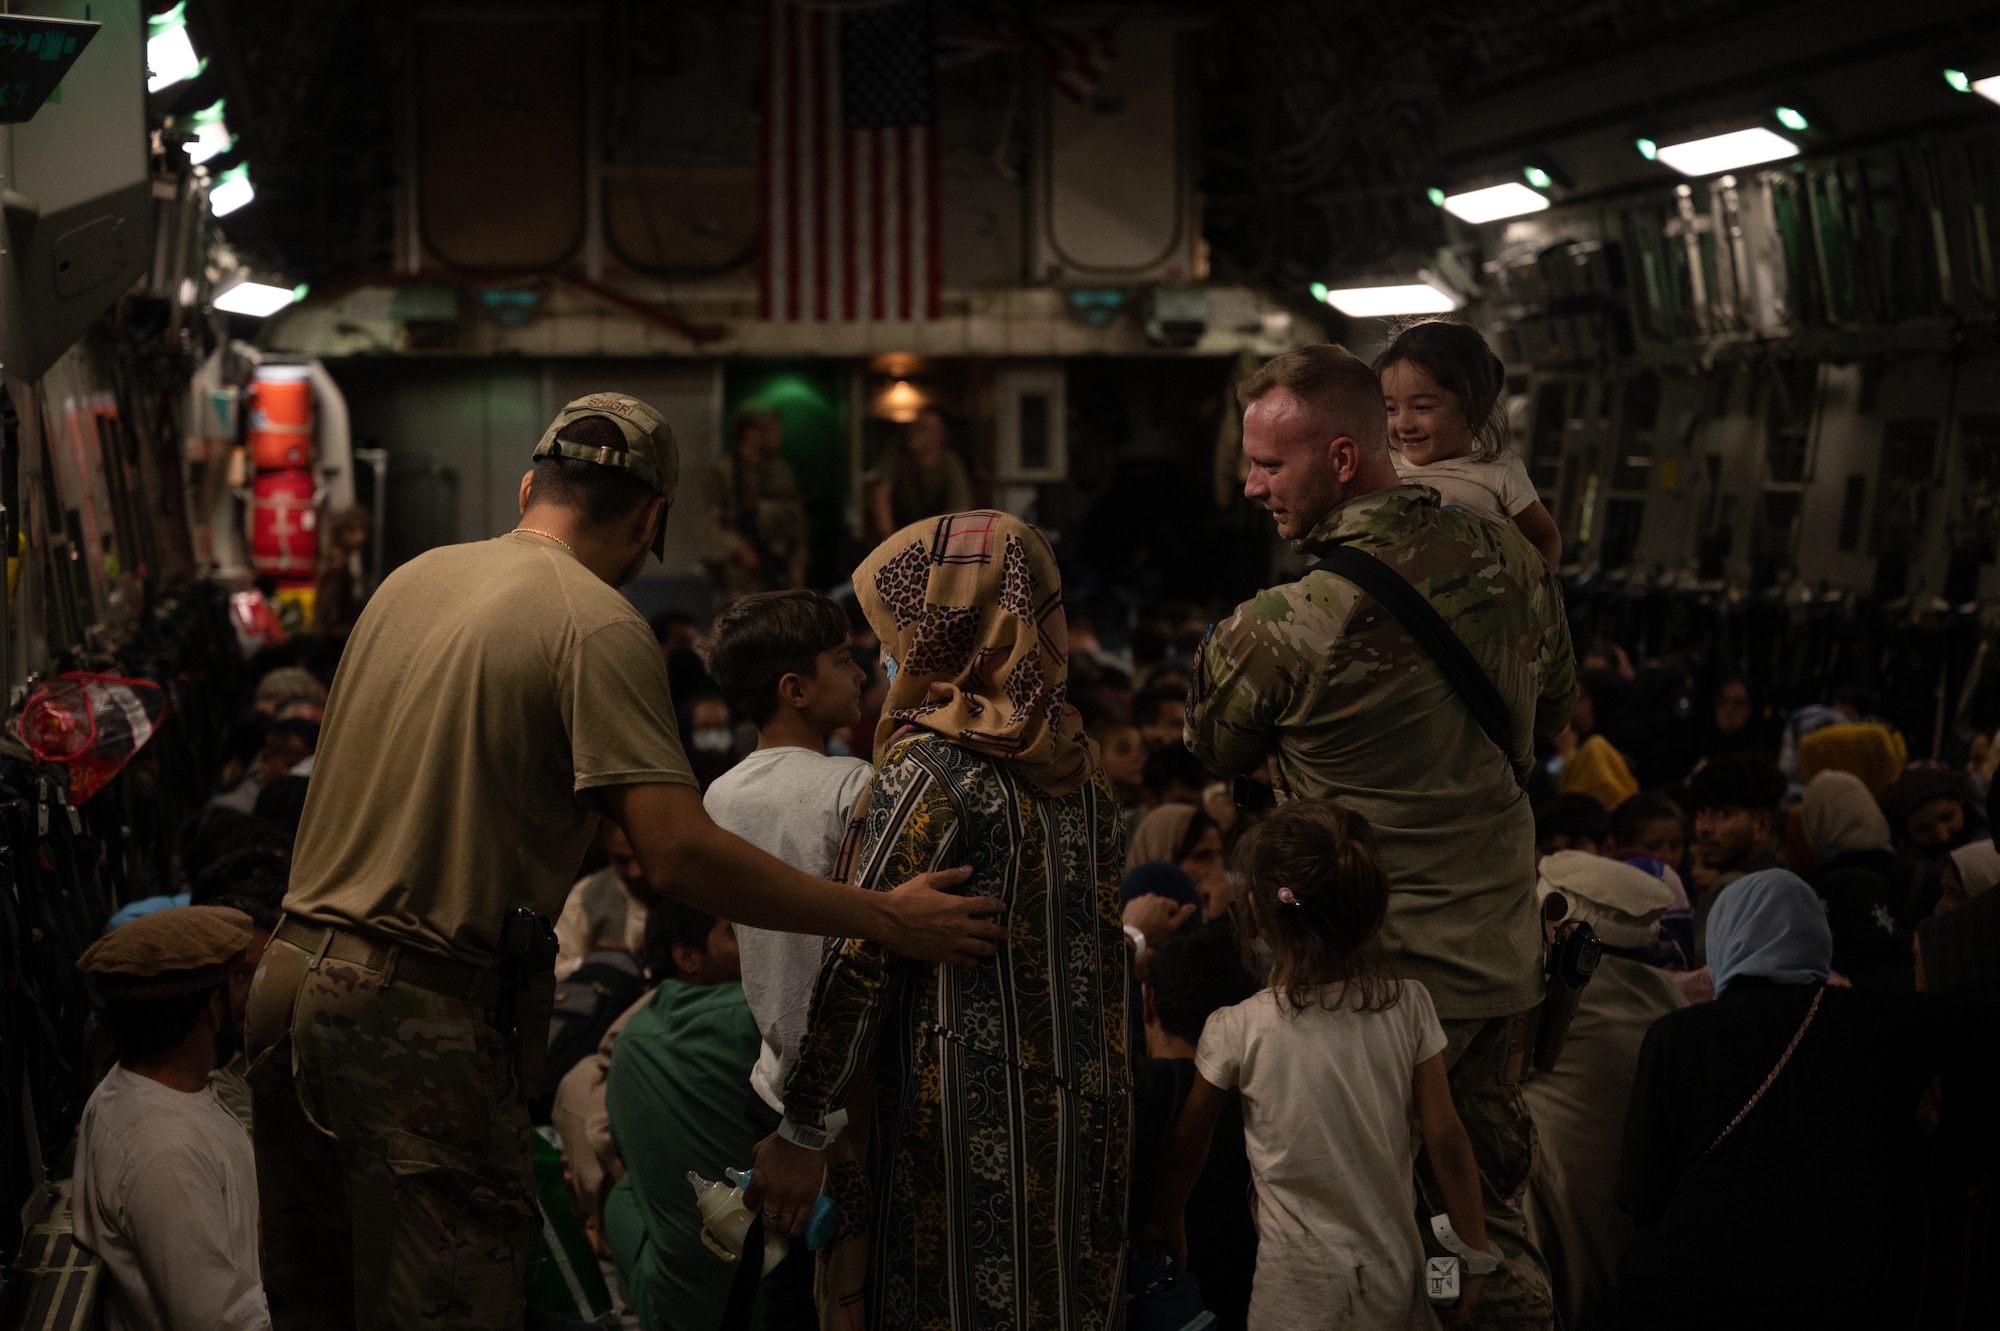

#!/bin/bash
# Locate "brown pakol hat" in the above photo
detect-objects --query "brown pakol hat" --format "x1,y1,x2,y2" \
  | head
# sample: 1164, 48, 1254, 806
531, 392, 681, 560
78, 905, 254, 1000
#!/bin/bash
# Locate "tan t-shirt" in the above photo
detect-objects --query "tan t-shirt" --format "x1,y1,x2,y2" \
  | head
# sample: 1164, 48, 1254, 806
285, 533, 695, 966
1392, 451, 1540, 523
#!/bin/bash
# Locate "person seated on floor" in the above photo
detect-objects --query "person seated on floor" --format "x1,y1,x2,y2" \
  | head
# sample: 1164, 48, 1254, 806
602, 901, 760, 1331
204, 717, 318, 822
1684, 754, 1786, 960
1611, 792, 1687, 873
252, 666, 326, 721
1134, 686, 1191, 754
1537, 792, 1612, 861
72, 906, 271, 1331
1128, 921, 1261, 1331
554, 821, 659, 979
1142, 744, 1209, 813
550, 893, 680, 1256
1916, 839, 2000, 1000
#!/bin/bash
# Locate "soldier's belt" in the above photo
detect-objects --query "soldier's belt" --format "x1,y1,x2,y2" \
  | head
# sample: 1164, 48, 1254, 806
275, 915, 504, 1010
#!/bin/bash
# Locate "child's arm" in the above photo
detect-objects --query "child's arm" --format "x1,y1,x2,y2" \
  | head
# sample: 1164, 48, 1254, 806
1133, 1072, 1228, 1268
1512, 501, 1562, 569
1414, 1053, 1490, 1327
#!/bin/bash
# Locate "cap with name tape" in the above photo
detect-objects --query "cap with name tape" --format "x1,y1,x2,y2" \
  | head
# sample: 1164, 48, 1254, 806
531, 393, 681, 558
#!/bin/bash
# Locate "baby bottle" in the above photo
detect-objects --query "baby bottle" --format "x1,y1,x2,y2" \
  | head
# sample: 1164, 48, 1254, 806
687, 1170, 789, 1276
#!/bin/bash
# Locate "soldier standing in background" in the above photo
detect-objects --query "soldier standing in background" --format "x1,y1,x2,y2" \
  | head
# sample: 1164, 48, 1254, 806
1186, 345, 1576, 1331
701, 405, 809, 598
246, 394, 1002, 1331
867, 405, 973, 540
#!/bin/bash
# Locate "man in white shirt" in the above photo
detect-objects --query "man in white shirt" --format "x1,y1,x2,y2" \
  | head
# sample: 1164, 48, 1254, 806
72, 905, 270, 1331
701, 589, 872, 1329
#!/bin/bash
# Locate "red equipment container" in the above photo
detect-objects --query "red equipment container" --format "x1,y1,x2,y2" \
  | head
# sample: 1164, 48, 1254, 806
249, 365, 314, 470
250, 468, 319, 579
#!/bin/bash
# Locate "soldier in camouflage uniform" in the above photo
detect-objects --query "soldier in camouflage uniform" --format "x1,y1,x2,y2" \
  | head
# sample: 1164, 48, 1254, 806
1187, 345, 1576, 1331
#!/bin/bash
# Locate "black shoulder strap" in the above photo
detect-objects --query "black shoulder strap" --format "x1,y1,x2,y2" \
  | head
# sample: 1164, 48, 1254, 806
1310, 544, 1529, 788
717, 1215, 765, 1330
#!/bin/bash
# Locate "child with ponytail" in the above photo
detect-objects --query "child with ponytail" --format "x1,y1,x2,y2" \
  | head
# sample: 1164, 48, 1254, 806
1376, 318, 1563, 570
1138, 798, 1493, 1329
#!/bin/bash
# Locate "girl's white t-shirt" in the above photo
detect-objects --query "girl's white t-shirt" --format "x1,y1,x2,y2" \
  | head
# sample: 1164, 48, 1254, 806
1196, 981, 1449, 1331
1392, 452, 1540, 524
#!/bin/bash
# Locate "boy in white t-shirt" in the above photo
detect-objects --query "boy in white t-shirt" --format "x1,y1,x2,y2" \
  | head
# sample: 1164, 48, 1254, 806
701, 589, 873, 1327
1376, 319, 1564, 570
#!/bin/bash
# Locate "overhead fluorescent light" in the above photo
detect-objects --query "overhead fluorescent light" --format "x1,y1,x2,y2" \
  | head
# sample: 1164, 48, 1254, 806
213, 281, 299, 318
1943, 69, 1971, 94
1654, 127, 1799, 177
1320, 282, 1459, 318
1974, 74, 2000, 107
1441, 182, 1549, 224
146, 3, 202, 93
210, 165, 254, 217
1774, 106, 1809, 131
185, 99, 233, 165
1522, 166, 1554, 190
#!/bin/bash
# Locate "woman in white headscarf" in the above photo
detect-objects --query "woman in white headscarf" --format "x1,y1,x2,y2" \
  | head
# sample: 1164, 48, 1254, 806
1595, 870, 1962, 1330
1941, 839, 2000, 911
1916, 840, 2000, 1000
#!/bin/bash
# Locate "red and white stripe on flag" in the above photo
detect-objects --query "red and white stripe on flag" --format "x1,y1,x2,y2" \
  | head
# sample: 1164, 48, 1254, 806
760, 0, 942, 323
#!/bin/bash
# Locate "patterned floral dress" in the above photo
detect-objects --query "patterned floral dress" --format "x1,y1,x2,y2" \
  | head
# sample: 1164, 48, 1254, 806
783, 731, 1131, 1331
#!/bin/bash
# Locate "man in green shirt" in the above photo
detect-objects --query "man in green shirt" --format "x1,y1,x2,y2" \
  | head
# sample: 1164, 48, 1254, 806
1186, 345, 1576, 1331
604, 902, 760, 1331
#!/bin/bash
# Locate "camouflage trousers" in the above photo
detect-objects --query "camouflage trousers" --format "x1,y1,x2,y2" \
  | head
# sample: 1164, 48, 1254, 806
1415, 1012, 1556, 1331
244, 933, 534, 1331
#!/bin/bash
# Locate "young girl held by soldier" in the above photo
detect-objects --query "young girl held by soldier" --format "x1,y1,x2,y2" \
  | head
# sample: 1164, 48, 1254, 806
1376, 319, 1564, 570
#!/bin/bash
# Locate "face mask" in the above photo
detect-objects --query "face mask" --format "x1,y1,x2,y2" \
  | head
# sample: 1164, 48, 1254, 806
692, 727, 733, 754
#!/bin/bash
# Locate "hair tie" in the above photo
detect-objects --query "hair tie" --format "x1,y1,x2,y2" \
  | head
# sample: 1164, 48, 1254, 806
1277, 887, 1301, 906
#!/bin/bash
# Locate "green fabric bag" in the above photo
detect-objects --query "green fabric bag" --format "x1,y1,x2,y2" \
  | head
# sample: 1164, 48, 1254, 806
529, 1125, 613, 1321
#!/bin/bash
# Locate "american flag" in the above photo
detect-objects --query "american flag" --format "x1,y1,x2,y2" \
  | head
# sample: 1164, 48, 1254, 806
761, 0, 940, 323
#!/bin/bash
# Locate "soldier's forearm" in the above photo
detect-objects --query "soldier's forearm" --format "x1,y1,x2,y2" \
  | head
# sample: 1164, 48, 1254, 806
601, 782, 890, 939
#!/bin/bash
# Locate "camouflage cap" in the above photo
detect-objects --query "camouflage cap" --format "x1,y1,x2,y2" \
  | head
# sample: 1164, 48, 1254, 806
78, 905, 253, 1000
531, 393, 681, 558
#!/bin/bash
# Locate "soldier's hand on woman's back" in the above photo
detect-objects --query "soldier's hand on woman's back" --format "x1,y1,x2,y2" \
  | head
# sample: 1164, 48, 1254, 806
882, 866, 1006, 967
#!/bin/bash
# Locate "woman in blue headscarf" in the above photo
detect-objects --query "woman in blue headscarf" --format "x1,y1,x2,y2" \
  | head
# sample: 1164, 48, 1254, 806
1587, 870, 1975, 1330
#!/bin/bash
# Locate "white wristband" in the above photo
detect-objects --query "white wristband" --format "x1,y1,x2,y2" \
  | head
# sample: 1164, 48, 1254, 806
1430, 1214, 1501, 1275
1122, 924, 1147, 960
775, 1107, 849, 1151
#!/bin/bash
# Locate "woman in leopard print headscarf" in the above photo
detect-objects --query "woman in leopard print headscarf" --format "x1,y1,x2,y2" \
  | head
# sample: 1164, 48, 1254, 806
856, 509, 1094, 795
769, 511, 1129, 1331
